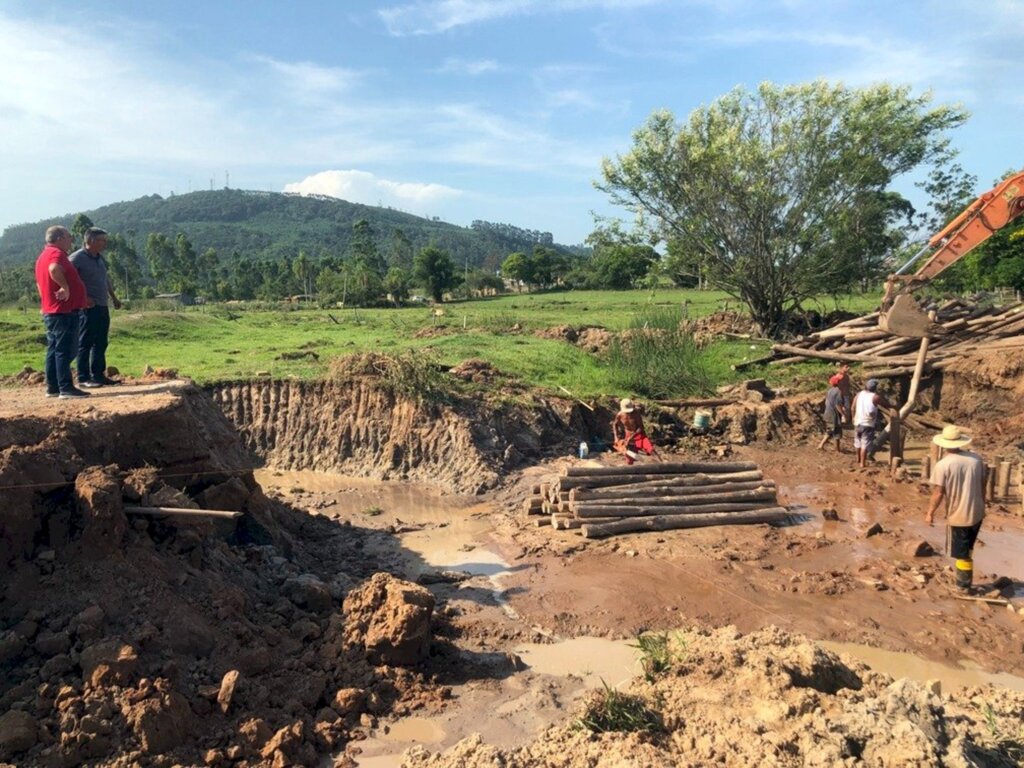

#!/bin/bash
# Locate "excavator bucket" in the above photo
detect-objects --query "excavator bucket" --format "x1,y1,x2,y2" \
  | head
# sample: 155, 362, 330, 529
878, 294, 935, 338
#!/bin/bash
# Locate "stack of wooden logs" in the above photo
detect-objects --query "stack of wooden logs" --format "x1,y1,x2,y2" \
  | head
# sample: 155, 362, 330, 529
522, 461, 790, 539
750, 299, 1024, 376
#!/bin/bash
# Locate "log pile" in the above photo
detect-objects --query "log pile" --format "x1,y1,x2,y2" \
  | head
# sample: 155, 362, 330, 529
759, 299, 1024, 375
523, 461, 790, 539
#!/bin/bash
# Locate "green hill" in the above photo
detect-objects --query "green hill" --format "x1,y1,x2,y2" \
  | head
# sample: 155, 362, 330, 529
0, 188, 582, 269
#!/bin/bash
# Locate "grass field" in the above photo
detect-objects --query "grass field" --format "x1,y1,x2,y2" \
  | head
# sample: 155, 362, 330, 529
0, 289, 880, 397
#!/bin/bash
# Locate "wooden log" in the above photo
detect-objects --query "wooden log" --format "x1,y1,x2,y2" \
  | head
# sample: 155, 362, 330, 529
767, 355, 811, 367
731, 353, 778, 372
555, 515, 621, 530
581, 507, 791, 539
986, 464, 997, 502
534, 517, 552, 528
576, 470, 765, 494
124, 505, 242, 519
564, 461, 758, 478
770, 343, 917, 367
999, 461, 1012, 500
574, 486, 777, 512
574, 500, 773, 519
920, 455, 931, 481
571, 479, 769, 501
523, 498, 543, 514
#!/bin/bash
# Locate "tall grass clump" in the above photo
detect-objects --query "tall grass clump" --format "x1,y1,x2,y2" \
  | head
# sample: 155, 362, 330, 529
330, 352, 452, 404
575, 682, 663, 734
606, 307, 710, 398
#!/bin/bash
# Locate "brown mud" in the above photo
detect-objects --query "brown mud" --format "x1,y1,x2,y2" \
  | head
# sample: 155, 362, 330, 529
1, 349, 1023, 767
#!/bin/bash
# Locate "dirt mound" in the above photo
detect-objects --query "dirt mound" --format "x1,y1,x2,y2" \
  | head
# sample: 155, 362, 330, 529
683, 311, 761, 347
0, 389, 446, 767
403, 625, 1024, 767
534, 325, 614, 354
447, 359, 519, 387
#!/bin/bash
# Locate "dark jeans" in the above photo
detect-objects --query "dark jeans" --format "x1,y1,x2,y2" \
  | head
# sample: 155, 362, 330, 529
77, 305, 111, 382
44, 312, 80, 394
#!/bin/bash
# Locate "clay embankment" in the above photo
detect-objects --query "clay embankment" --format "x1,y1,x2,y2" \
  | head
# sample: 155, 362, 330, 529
208, 374, 601, 494
0, 382, 468, 767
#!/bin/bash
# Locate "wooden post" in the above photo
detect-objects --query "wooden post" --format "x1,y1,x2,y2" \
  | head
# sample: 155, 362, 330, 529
123, 506, 242, 519
998, 461, 1012, 501
929, 442, 941, 469
920, 454, 931, 481
889, 412, 902, 470
986, 464, 997, 502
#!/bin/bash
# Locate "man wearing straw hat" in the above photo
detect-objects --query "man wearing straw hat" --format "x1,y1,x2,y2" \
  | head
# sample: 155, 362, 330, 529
925, 425, 986, 592
611, 397, 661, 465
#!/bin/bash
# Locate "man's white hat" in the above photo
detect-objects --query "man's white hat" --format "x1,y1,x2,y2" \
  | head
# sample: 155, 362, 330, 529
619, 397, 635, 413
933, 424, 972, 449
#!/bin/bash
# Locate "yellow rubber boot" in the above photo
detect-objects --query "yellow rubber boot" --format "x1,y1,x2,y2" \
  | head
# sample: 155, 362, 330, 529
954, 559, 973, 591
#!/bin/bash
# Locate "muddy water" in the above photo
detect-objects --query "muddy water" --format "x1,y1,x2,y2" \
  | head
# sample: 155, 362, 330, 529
256, 468, 1024, 767
822, 641, 1024, 693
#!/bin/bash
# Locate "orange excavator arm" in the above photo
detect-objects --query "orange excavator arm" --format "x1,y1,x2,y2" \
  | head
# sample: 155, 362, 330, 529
880, 170, 1024, 337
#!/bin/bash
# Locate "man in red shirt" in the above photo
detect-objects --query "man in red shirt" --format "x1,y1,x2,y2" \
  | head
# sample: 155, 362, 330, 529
35, 226, 90, 398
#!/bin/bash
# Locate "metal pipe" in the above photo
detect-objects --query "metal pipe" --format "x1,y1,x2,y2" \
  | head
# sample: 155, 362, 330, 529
894, 242, 933, 276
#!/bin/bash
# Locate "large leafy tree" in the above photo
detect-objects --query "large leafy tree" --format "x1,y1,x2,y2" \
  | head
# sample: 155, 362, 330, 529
598, 81, 967, 336
413, 245, 457, 302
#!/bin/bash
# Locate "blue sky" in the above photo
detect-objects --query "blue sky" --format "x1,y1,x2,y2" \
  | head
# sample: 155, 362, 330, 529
1, 0, 1021, 245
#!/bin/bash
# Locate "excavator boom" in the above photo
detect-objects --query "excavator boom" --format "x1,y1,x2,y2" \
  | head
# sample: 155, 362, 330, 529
880, 170, 1024, 337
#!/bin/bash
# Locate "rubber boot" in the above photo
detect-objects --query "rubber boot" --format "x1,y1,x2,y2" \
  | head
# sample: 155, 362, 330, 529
954, 559, 973, 591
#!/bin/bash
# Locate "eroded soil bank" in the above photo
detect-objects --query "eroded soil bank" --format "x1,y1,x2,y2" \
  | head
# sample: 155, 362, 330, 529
2, 350, 1023, 767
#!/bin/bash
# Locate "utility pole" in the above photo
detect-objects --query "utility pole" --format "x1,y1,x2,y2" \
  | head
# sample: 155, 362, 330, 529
465, 256, 469, 299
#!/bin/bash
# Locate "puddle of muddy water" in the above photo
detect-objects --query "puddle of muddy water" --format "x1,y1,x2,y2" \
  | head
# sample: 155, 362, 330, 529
822, 641, 1024, 693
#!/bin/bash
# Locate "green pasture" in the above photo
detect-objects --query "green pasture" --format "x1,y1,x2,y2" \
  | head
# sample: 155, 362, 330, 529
0, 289, 879, 397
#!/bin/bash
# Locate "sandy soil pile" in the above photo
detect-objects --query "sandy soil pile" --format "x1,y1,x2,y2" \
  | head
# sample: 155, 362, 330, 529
534, 325, 614, 354
404, 625, 1024, 768
0, 390, 450, 767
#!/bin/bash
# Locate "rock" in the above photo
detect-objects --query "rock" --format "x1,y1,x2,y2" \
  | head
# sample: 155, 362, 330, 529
80, 639, 138, 687
865, 522, 884, 538
122, 468, 160, 503
282, 574, 333, 614
163, 608, 215, 657
125, 690, 193, 755
925, 679, 942, 696
238, 717, 272, 754
821, 507, 839, 521
146, 484, 199, 509
196, 477, 251, 512
75, 605, 105, 629
992, 575, 1013, 590
0, 632, 26, 665
75, 465, 127, 556
343, 573, 435, 667
217, 670, 241, 714
34, 629, 72, 657
40, 653, 74, 680
0, 709, 38, 759
260, 721, 317, 768
236, 645, 272, 676
904, 540, 934, 558
332, 687, 366, 717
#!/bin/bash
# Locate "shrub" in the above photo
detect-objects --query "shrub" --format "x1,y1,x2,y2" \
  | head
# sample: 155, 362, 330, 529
606, 307, 710, 398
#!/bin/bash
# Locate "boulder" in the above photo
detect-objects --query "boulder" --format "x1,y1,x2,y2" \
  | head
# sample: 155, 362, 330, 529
125, 690, 193, 755
0, 709, 38, 760
80, 639, 138, 687
217, 670, 241, 714
343, 573, 435, 666
196, 477, 251, 512
332, 687, 365, 717
865, 522, 884, 538
260, 721, 317, 768
282, 574, 333, 614
75, 465, 127, 556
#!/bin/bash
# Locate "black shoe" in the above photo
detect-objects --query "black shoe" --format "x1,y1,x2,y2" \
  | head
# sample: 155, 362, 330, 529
45, 390, 59, 398
97, 376, 121, 386
58, 388, 91, 399
79, 380, 103, 388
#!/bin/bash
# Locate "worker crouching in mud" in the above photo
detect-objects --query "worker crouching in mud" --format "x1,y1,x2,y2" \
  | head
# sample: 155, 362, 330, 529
611, 398, 661, 464
925, 425, 986, 592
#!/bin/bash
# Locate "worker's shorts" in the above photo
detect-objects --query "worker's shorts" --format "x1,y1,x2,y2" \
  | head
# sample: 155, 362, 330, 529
949, 522, 982, 560
823, 413, 842, 438
854, 425, 875, 449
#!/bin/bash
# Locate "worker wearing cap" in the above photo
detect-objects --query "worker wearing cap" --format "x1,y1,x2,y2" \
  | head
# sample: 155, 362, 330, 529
925, 425, 986, 592
851, 379, 894, 468
611, 398, 661, 465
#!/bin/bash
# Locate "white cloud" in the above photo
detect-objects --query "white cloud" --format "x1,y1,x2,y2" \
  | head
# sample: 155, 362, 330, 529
379, 0, 664, 36
283, 170, 464, 212
435, 57, 501, 75
250, 56, 361, 96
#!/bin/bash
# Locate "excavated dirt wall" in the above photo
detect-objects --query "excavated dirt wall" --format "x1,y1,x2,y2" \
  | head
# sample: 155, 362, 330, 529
208, 378, 597, 494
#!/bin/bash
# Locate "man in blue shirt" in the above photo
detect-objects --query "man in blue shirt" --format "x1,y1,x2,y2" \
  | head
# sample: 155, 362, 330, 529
69, 227, 122, 387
